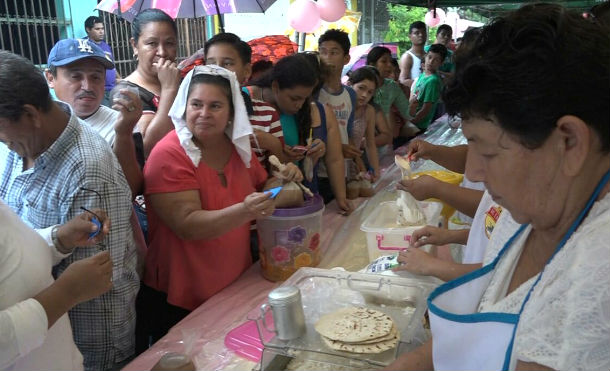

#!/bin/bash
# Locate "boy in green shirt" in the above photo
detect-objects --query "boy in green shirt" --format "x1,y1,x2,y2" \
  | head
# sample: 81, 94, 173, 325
409, 44, 447, 130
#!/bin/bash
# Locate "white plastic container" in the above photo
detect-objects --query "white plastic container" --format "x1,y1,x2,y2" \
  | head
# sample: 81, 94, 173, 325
360, 201, 443, 262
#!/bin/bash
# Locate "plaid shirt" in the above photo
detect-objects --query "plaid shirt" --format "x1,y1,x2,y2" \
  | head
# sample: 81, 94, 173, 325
0, 103, 139, 371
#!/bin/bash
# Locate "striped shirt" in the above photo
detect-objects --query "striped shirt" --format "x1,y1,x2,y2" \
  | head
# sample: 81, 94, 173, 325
0, 102, 139, 371
249, 99, 284, 164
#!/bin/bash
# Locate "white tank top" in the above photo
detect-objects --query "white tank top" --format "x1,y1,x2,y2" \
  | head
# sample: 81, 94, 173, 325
407, 50, 422, 80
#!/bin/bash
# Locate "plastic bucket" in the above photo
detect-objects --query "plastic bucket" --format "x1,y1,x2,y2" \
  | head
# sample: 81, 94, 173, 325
257, 195, 325, 282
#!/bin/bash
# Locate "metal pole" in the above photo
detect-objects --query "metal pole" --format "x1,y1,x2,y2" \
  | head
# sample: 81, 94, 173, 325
213, 0, 224, 33
370, 0, 374, 43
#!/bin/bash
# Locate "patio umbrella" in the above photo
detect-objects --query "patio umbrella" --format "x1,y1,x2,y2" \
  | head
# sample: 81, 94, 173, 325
96, 0, 278, 31
341, 42, 399, 76
248, 35, 297, 64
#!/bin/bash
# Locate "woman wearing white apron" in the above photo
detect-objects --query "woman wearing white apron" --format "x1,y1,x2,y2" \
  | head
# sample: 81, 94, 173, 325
385, 5, 610, 371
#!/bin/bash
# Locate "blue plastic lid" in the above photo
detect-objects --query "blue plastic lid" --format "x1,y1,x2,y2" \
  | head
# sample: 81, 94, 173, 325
266, 186, 283, 199
271, 194, 324, 217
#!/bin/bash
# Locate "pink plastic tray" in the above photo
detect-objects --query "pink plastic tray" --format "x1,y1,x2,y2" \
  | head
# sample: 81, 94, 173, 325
224, 311, 275, 362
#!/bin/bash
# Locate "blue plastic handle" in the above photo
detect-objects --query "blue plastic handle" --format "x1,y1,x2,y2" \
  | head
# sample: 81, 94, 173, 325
89, 217, 102, 238
266, 186, 283, 199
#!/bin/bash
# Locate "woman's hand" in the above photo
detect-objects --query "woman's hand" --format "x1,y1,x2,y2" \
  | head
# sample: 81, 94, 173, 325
283, 145, 305, 162
113, 89, 143, 136
405, 139, 436, 161
306, 138, 326, 163
342, 143, 362, 159
369, 170, 380, 183
244, 192, 275, 218
336, 197, 354, 216
154, 57, 181, 92
280, 162, 304, 183
56, 250, 113, 305
397, 175, 440, 201
393, 247, 438, 276
57, 209, 111, 252
410, 226, 457, 248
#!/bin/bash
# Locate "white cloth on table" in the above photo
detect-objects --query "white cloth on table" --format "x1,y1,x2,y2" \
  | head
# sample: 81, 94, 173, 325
478, 192, 610, 371
0, 201, 83, 371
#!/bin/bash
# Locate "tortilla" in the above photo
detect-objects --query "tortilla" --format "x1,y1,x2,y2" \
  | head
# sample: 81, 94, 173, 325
314, 307, 394, 343
321, 333, 399, 354
356, 325, 399, 344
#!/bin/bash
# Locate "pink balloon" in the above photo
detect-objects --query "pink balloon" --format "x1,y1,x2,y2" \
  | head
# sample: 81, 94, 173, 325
288, 0, 322, 33
425, 9, 443, 27
317, 0, 346, 22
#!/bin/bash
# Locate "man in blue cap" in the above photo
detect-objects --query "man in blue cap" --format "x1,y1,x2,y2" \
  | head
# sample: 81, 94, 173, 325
45, 38, 144, 197
0, 46, 139, 371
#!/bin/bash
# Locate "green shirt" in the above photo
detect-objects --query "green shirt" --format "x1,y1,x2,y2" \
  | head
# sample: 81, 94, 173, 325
413, 73, 442, 130
373, 78, 410, 120
280, 113, 299, 146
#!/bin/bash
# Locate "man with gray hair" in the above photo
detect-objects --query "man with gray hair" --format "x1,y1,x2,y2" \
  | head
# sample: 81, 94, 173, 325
0, 49, 138, 371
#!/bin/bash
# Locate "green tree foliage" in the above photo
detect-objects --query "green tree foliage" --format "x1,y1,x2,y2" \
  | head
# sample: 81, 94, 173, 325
384, 4, 438, 55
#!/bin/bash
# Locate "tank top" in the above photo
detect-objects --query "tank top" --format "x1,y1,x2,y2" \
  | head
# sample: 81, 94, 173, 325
407, 50, 422, 80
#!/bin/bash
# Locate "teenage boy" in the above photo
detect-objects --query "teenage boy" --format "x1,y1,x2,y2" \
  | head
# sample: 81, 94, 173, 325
399, 21, 427, 90
409, 44, 447, 131
425, 24, 455, 81
203, 32, 286, 166
317, 29, 357, 201
83, 16, 120, 107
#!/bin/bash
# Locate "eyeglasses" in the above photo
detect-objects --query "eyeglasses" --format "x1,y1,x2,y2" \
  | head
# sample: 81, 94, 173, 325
79, 187, 106, 250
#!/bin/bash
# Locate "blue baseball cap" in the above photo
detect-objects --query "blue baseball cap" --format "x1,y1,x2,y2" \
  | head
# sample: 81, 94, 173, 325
47, 38, 114, 69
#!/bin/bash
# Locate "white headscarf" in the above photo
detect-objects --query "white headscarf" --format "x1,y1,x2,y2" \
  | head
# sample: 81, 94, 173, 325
168, 65, 253, 167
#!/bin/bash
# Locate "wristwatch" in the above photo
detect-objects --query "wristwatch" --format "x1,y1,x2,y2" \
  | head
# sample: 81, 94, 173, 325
51, 225, 70, 254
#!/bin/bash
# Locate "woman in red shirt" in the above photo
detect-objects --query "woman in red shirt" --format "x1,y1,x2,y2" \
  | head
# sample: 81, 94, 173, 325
137, 65, 301, 351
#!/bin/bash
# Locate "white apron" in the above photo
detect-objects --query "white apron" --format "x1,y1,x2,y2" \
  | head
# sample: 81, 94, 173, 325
427, 171, 610, 371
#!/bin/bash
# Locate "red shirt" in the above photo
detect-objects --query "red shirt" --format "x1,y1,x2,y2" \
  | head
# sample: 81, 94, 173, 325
143, 131, 268, 310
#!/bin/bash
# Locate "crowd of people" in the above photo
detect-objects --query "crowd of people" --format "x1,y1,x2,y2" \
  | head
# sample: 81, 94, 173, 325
1, 2, 609, 371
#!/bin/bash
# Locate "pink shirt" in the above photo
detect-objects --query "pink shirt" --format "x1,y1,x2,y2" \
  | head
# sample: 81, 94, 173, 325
143, 131, 267, 310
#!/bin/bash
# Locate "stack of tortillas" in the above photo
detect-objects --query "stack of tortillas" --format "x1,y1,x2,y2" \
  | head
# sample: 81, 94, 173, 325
314, 307, 399, 354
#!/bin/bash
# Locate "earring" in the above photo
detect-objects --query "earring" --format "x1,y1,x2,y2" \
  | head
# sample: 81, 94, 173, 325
133, 53, 138, 61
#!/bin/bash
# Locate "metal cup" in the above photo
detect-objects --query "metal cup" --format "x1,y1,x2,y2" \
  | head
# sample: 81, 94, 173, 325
260, 286, 306, 340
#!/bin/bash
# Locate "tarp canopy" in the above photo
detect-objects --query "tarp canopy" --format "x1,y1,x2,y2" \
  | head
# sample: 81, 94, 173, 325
384, 0, 603, 15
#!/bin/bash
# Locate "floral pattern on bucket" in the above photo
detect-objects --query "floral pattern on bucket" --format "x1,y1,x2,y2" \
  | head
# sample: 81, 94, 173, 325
288, 226, 307, 244
294, 252, 313, 269
308, 232, 320, 251
271, 245, 290, 264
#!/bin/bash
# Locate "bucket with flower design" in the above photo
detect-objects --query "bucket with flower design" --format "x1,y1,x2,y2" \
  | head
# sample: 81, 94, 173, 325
257, 195, 325, 281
